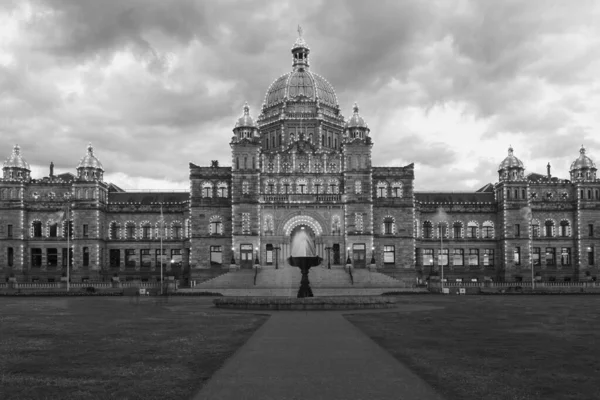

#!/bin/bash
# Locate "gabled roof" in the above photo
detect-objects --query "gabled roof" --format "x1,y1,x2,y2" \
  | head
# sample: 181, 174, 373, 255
476, 183, 494, 193
415, 192, 495, 204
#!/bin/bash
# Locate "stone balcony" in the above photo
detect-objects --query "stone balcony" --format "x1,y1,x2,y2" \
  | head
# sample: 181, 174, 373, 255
260, 194, 342, 203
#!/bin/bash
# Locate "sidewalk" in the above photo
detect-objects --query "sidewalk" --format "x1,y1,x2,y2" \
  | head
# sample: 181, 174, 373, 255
194, 311, 444, 400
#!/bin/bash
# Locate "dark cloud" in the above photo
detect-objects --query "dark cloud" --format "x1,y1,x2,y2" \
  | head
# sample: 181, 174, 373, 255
1, 0, 599, 189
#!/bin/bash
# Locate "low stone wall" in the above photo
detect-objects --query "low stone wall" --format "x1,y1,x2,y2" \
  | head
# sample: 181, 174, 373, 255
214, 296, 398, 310
179, 287, 428, 297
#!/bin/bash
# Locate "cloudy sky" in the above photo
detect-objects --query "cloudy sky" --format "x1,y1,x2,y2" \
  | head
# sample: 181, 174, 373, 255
1, 0, 599, 191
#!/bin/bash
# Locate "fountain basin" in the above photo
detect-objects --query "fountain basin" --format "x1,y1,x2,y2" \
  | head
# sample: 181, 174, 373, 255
213, 296, 397, 310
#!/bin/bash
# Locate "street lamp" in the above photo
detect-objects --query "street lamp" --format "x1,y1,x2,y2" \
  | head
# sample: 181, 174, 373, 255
230, 246, 236, 265
254, 247, 260, 267
325, 246, 332, 269
346, 247, 352, 271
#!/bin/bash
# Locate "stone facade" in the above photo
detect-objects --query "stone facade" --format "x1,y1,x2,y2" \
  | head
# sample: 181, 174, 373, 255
1, 33, 598, 284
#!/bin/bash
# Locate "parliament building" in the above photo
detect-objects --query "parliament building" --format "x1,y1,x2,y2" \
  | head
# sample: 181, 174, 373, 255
1, 32, 598, 285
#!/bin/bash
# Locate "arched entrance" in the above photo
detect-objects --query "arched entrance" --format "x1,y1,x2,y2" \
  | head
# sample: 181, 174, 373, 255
290, 225, 316, 257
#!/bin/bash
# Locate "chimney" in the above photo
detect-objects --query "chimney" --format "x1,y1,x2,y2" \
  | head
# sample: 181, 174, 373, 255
547, 162, 551, 178
50, 161, 54, 177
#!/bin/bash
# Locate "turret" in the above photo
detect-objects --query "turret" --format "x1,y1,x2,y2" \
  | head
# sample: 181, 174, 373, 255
2, 144, 31, 181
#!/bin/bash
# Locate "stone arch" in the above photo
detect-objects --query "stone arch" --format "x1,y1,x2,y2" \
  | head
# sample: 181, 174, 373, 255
280, 214, 324, 236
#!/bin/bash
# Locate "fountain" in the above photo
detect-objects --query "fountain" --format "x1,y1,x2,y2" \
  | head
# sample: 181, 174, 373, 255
287, 226, 321, 298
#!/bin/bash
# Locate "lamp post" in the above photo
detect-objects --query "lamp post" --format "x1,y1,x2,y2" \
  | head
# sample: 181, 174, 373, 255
273, 246, 280, 269
230, 246, 236, 265
370, 246, 375, 269
325, 246, 332, 269
346, 247, 352, 270
254, 247, 260, 267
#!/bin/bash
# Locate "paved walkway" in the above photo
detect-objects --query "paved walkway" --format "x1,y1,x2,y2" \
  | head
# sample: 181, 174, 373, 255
194, 311, 445, 400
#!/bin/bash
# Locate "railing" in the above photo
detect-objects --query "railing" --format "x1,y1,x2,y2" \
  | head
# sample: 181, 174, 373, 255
260, 194, 342, 203
429, 281, 600, 288
1, 282, 163, 290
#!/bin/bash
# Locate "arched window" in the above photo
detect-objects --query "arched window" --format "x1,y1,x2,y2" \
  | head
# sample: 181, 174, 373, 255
453, 221, 463, 239
376, 181, 388, 198
32, 221, 42, 238
210, 215, 223, 235
531, 219, 540, 237
265, 179, 276, 194
141, 221, 152, 239
423, 221, 433, 239
125, 222, 136, 239
48, 221, 58, 238
467, 221, 478, 238
109, 222, 119, 239
391, 182, 402, 198
383, 216, 395, 235
296, 178, 308, 194
171, 221, 182, 239
560, 220, 570, 237
281, 179, 292, 194
482, 221, 494, 239
312, 179, 324, 194
545, 220, 555, 237
355, 180, 362, 194
242, 181, 250, 195
202, 182, 213, 198
327, 179, 339, 194
217, 182, 228, 198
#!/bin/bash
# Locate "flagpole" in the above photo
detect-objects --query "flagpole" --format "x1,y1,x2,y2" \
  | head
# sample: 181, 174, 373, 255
160, 203, 164, 295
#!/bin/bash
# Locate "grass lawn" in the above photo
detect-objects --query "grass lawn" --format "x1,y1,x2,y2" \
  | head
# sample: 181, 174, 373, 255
0, 297, 269, 400
346, 295, 600, 400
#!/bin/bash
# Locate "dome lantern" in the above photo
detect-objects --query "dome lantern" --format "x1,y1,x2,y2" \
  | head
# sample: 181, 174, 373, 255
291, 25, 310, 71
2, 144, 31, 181
344, 102, 370, 140
76, 143, 104, 182
232, 102, 259, 141
498, 145, 525, 181
570, 145, 596, 181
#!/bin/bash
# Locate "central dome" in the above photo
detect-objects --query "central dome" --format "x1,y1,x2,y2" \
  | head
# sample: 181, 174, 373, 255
265, 70, 338, 108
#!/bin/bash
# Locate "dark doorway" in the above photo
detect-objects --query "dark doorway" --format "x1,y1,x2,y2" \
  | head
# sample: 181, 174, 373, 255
333, 244, 340, 264
240, 244, 253, 268
353, 243, 366, 268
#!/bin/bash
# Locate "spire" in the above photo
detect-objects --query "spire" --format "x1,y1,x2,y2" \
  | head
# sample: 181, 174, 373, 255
87, 143, 94, 155
581, 144, 586, 155
243, 102, 250, 115
13, 144, 20, 156
508, 145, 514, 156
353, 102, 359, 114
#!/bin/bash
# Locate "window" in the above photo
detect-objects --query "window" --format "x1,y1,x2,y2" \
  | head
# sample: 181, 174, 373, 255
384, 245, 395, 264
110, 222, 119, 239
589, 224, 594, 237
49, 223, 57, 238
588, 247, 594, 266
561, 248, 571, 266
507, 190, 511, 199
31, 248, 42, 267
560, 221, 570, 237
422, 249, 434, 266
7, 224, 12, 238
514, 224, 520, 237
83, 224, 89, 238
210, 246, 222, 265
383, 217, 394, 235
313, 181, 323, 194
282, 181, 290, 194
7, 247, 14, 267
47, 248, 58, 267
532, 222, 540, 238
173, 225, 181, 239
142, 225, 151, 239
355, 213, 363, 233
109, 249, 120, 267
423, 221, 433, 239
522, 189, 526, 199
532, 247, 541, 266
297, 179, 307, 194
391, 182, 402, 198
466, 222, 478, 238
83, 247, 90, 267
171, 249, 182, 267
376, 182, 387, 198
452, 249, 464, 266
483, 249, 494, 267
438, 249, 449, 266
217, 182, 228, 197
267, 181, 276, 194
155, 249, 167, 268
210, 220, 223, 235
126, 224, 135, 239
125, 249, 136, 267
545, 248, 555, 266
545, 220, 555, 237
453, 222, 462, 239
202, 182, 213, 198
514, 247, 521, 265
482, 222, 494, 238
242, 181, 250, 195
32, 221, 42, 237
468, 249, 478, 266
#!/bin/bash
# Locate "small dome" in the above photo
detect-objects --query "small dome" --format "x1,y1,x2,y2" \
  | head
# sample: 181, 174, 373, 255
345, 103, 368, 129
498, 146, 524, 171
77, 143, 104, 171
234, 102, 258, 129
3, 144, 30, 170
570, 145, 596, 171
